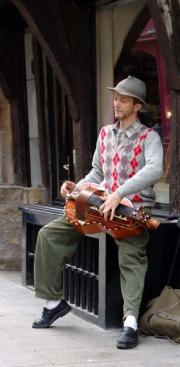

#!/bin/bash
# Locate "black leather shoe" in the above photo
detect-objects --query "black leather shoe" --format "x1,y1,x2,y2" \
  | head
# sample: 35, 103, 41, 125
32, 299, 72, 328
116, 326, 138, 349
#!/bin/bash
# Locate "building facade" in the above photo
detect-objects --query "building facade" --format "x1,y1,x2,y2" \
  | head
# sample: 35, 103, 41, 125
0, 0, 180, 325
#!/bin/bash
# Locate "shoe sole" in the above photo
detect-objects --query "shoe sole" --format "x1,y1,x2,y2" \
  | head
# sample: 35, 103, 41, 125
32, 304, 72, 328
116, 341, 138, 349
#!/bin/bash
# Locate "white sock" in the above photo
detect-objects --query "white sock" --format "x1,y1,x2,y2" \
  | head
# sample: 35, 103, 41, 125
124, 315, 137, 330
46, 300, 62, 310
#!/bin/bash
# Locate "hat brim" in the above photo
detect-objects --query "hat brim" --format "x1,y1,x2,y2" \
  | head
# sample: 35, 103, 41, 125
108, 86, 149, 110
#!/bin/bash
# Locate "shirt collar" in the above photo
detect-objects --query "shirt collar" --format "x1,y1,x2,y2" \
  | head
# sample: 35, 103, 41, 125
112, 119, 142, 138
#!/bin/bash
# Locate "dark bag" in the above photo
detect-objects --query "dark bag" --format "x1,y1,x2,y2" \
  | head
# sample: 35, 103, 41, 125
140, 286, 180, 343
140, 231, 180, 343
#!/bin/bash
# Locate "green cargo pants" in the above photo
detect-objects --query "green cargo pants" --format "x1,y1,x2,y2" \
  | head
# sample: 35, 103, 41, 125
34, 215, 149, 319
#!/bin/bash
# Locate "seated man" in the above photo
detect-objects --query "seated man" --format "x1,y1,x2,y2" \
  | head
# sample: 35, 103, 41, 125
32, 76, 163, 349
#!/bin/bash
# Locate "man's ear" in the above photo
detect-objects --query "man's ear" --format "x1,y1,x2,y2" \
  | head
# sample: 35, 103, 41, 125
134, 103, 142, 112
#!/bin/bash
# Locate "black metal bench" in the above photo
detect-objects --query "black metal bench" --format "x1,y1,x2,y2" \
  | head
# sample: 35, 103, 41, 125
19, 204, 180, 328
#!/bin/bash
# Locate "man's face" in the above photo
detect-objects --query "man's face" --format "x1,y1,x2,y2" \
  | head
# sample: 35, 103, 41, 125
113, 93, 142, 120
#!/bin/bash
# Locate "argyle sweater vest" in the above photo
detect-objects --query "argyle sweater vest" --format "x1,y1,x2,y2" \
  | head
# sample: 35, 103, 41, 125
100, 124, 152, 202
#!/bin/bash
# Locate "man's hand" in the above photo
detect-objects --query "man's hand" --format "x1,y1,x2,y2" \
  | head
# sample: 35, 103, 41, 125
99, 191, 122, 221
60, 181, 75, 198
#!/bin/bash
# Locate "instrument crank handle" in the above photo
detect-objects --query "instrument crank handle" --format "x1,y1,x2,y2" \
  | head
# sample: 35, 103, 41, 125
146, 218, 160, 229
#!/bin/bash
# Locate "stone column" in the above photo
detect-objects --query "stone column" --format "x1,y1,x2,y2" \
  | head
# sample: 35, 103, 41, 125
24, 29, 42, 186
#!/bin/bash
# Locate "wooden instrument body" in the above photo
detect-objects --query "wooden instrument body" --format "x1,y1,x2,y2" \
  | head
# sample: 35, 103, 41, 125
64, 184, 160, 240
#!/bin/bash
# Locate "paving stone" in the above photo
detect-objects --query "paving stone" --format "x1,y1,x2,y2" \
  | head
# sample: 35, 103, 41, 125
0, 271, 180, 367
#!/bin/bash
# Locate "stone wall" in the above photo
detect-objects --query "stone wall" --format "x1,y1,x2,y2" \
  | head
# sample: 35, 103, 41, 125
0, 186, 47, 270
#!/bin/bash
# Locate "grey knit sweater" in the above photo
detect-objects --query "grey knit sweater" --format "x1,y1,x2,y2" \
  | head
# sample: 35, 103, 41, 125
78, 120, 163, 207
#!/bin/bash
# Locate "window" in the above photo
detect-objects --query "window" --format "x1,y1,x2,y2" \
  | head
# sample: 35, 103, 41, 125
116, 19, 170, 206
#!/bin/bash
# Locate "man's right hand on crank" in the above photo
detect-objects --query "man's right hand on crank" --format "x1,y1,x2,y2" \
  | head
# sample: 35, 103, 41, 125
60, 181, 76, 198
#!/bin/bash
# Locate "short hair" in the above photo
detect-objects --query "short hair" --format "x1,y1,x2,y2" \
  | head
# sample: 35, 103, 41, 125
132, 97, 143, 106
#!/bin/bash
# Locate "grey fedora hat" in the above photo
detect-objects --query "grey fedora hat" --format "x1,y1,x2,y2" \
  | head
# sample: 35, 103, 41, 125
108, 75, 148, 107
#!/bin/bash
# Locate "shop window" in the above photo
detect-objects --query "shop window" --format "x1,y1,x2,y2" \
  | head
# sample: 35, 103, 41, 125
116, 19, 170, 206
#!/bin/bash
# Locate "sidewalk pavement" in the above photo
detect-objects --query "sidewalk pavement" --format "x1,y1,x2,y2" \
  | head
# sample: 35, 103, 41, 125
0, 271, 179, 367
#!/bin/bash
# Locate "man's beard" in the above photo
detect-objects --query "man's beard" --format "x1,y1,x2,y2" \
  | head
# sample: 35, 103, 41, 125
115, 110, 133, 120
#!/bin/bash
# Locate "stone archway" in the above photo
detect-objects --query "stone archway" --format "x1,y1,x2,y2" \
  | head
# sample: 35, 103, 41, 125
0, 0, 96, 270
96, 0, 148, 128
10, 0, 97, 180
10, 0, 79, 121
114, 4, 150, 82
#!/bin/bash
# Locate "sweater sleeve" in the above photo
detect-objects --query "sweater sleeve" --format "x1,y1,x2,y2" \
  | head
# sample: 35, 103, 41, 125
116, 130, 163, 198
77, 133, 104, 186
